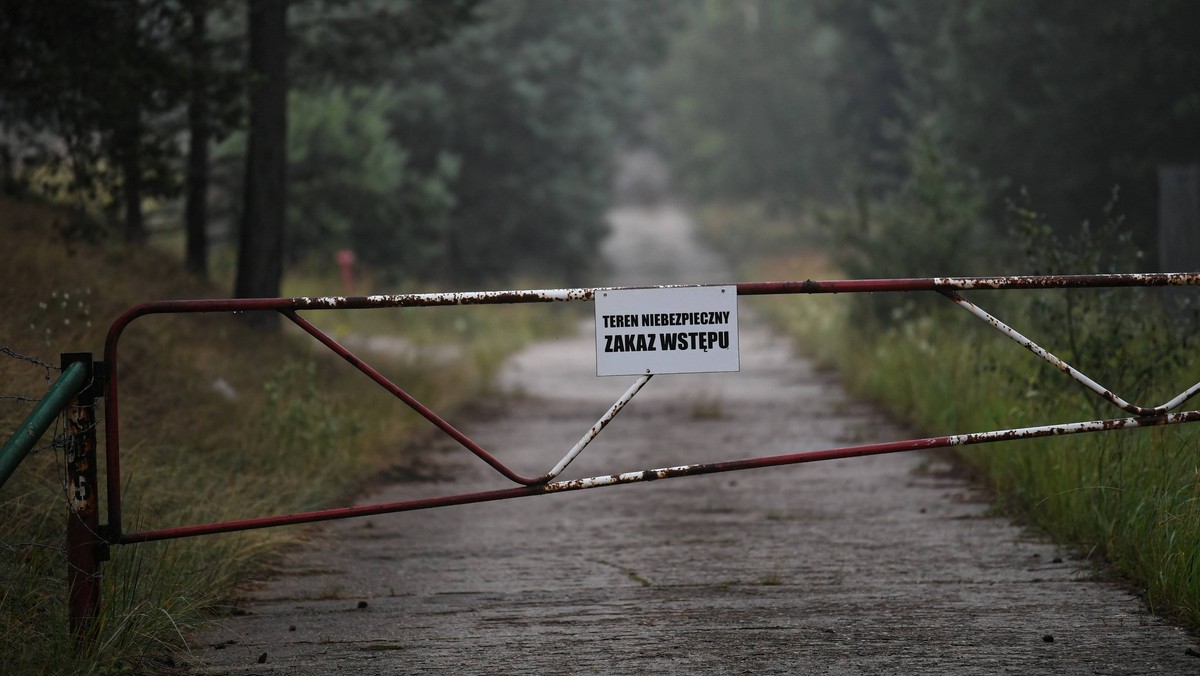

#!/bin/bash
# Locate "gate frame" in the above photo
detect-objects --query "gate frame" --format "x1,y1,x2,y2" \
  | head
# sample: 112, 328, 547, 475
62, 272, 1200, 640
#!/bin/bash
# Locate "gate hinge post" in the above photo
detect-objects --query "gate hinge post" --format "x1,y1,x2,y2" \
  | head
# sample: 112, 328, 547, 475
89, 360, 108, 400
61, 352, 101, 648
95, 539, 111, 562
61, 353, 106, 400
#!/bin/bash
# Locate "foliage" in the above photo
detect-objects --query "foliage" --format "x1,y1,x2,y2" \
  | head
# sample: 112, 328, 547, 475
289, 0, 482, 88
811, 0, 908, 194
993, 206, 1200, 623
282, 85, 459, 273
382, 0, 683, 284
4, 0, 678, 292
0, 0, 242, 239
211, 0, 682, 286
648, 0, 840, 210
883, 0, 1200, 252
829, 136, 991, 325
655, 0, 1200, 270
1007, 193, 1198, 417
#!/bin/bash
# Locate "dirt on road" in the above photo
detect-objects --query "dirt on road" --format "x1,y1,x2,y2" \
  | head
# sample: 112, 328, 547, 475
193, 201, 1200, 675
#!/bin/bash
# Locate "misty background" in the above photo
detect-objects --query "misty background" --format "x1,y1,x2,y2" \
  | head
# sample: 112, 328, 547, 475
2, 0, 1198, 295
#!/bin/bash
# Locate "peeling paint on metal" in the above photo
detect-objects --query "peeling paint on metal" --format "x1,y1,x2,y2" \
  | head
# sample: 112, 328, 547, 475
940, 290, 1200, 416
101, 273, 1200, 543
933, 272, 1200, 291
359, 287, 598, 308
118, 407, 1200, 544
540, 374, 653, 483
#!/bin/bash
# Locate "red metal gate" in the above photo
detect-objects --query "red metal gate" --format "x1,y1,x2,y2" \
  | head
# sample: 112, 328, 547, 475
66, 273, 1200, 638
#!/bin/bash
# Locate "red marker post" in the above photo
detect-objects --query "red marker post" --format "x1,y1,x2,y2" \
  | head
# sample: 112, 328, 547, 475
336, 249, 356, 293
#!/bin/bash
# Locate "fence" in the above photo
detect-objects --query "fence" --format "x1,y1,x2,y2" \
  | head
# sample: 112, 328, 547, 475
3, 272, 1200, 645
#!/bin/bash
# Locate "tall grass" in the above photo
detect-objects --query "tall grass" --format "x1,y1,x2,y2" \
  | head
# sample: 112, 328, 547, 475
700, 203, 1200, 629
0, 198, 570, 672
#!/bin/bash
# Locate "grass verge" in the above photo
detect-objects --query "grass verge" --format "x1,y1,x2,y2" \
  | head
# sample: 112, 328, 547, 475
0, 197, 573, 673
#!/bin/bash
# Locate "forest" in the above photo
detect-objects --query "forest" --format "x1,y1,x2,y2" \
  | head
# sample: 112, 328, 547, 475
3, 1, 1198, 292
0, 0, 680, 297
653, 1, 1199, 276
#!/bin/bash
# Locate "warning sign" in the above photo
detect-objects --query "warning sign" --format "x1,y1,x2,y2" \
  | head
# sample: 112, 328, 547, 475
595, 285, 739, 376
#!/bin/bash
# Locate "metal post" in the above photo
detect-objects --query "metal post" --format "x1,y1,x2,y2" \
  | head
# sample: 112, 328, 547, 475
0, 361, 89, 490
62, 353, 104, 645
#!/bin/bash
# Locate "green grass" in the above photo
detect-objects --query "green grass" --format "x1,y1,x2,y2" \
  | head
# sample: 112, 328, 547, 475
0, 197, 572, 673
698, 202, 1200, 629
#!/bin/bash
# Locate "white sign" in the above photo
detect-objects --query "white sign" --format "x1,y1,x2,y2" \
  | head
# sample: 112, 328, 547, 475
595, 285, 739, 376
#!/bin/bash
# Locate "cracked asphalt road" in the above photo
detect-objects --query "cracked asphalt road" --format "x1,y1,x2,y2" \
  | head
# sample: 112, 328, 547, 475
193, 201, 1200, 675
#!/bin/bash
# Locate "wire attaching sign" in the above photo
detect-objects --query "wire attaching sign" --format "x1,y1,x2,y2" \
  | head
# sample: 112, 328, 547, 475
594, 285, 740, 376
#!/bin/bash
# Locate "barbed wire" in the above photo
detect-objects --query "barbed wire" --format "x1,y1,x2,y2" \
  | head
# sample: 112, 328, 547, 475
1, 349, 106, 567
1, 346, 59, 404
0, 365, 108, 598
0, 346, 59, 372
0, 398, 97, 564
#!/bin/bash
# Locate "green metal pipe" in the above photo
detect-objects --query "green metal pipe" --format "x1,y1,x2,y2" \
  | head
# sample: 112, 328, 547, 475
0, 361, 89, 491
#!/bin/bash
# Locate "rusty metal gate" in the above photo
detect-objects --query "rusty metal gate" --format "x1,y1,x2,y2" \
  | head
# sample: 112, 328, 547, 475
7, 273, 1200, 643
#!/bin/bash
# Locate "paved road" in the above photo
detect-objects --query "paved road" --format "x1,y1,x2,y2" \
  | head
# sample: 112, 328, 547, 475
194, 202, 1200, 674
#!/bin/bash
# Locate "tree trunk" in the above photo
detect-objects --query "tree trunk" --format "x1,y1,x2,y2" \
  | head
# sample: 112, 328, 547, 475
117, 3, 145, 244
117, 119, 145, 243
185, 3, 210, 278
1158, 164, 1200, 317
235, 0, 287, 324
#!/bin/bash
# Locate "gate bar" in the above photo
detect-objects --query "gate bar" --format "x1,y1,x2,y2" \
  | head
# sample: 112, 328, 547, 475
62, 353, 102, 644
283, 311, 545, 486
118, 407, 1200, 544
103, 272, 1200, 540
940, 290, 1200, 416
546, 374, 653, 481
283, 312, 654, 485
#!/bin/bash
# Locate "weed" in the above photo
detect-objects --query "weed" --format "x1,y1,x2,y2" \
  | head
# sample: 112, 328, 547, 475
360, 643, 405, 651
687, 390, 725, 420
756, 573, 784, 586
591, 558, 653, 588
